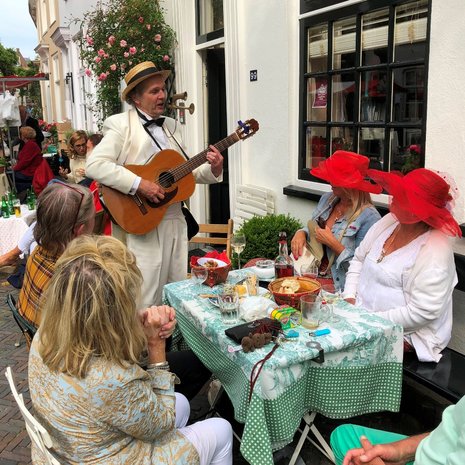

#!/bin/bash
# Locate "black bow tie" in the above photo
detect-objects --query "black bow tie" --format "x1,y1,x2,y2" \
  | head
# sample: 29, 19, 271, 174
144, 117, 165, 128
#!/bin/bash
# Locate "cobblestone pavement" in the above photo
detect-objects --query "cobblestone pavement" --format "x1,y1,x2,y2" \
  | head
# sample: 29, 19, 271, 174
0, 275, 31, 465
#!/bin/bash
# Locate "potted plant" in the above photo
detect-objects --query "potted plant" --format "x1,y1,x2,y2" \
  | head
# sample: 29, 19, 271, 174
233, 214, 303, 268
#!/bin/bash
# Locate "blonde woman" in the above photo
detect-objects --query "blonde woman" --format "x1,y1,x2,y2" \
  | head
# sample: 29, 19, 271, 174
28, 235, 233, 465
59, 130, 88, 183
291, 151, 382, 291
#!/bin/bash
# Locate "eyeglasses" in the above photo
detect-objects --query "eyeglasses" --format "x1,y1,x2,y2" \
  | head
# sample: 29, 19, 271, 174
48, 180, 85, 230
74, 142, 87, 149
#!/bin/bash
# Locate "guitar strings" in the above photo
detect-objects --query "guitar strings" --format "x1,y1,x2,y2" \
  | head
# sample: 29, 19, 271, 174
155, 133, 239, 186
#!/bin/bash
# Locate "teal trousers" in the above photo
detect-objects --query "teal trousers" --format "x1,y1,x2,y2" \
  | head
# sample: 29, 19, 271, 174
330, 424, 413, 465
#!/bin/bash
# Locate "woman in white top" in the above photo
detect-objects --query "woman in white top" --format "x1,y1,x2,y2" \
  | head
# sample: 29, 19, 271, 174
59, 130, 88, 183
344, 168, 462, 362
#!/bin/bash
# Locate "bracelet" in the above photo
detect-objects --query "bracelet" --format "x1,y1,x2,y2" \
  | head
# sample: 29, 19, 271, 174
146, 361, 170, 371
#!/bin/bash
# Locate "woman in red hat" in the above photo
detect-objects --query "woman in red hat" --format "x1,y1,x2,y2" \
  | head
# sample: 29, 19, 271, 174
291, 150, 382, 291
344, 168, 462, 362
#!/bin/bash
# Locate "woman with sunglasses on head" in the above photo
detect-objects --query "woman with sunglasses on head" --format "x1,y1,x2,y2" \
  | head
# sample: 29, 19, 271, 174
28, 235, 233, 464
17, 182, 95, 329
59, 130, 89, 184
291, 151, 382, 291
343, 168, 462, 362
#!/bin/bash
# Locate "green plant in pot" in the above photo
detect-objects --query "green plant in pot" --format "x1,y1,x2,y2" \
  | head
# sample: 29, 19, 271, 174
233, 214, 303, 268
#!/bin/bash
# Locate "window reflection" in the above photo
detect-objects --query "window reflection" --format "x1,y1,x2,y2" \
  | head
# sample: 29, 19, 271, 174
308, 25, 328, 73
198, 0, 224, 36
361, 8, 389, 66
306, 127, 327, 170
308, 77, 328, 122
333, 17, 356, 69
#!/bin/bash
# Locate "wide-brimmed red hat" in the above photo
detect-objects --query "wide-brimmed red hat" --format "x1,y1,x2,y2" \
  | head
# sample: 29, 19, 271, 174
367, 168, 461, 237
310, 151, 382, 194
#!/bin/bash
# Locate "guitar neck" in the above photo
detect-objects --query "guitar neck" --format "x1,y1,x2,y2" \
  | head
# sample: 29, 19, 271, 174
171, 132, 240, 181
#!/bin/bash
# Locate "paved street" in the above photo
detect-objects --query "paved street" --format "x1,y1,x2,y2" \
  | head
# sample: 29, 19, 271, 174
0, 276, 30, 465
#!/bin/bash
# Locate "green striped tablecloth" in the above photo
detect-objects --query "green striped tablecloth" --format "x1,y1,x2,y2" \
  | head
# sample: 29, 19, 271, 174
163, 270, 403, 465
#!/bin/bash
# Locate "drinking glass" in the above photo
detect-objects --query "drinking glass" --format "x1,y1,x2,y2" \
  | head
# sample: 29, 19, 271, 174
13, 200, 21, 218
319, 284, 341, 323
300, 263, 318, 279
231, 233, 246, 269
191, 267, 208, 286
300, 294, 319, 329
218, 292, 239, 325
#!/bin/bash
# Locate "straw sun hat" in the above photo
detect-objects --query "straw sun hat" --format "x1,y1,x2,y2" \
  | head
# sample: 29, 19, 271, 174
121, 61, 171, 102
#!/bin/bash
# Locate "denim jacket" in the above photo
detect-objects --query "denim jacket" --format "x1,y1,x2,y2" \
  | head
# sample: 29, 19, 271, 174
302, 192, 381, 290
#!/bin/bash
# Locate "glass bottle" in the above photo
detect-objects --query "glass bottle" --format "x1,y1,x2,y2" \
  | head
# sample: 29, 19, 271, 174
274, 231, 294, 278
2, 195, 10, 218
7, 191, 14, 215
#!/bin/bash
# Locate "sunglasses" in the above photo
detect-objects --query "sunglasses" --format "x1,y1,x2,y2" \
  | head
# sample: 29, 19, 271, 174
49, 180, 85, 230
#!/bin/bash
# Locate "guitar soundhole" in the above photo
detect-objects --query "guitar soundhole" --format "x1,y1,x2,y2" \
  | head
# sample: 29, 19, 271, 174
158, 171, 174, 188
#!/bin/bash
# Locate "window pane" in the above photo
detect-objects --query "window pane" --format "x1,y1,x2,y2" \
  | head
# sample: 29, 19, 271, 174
360, 70, 387, 122
392, 66, 424, 122
305, 127, 327, 169
389, 128, 422, 173
333, 17, 356, 69
361, 8, 389, 65
307, 77, 328, 121
198, 0, 224, 36
332, 73, 355, 122
394, 0, 428, 62
331, 127, 354, 154
308, 24, 328, 73
359, 128, 385, 169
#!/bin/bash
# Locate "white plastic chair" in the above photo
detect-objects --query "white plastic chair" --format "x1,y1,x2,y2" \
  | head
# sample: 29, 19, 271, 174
4, 367, 61, 465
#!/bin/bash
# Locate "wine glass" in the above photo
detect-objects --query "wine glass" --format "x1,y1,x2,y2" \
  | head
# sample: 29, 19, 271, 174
319, 283, 341, 323
191, 267, 208, 286
231, 233, 246, 269
300, 263, 319, 279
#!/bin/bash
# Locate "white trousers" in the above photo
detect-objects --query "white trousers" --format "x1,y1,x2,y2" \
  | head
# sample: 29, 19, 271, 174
114, 214, 188, 307
175, 393, 233, 465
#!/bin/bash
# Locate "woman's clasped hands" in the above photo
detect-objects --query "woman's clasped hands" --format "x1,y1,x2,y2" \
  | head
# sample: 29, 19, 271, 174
138, 305, 177, 342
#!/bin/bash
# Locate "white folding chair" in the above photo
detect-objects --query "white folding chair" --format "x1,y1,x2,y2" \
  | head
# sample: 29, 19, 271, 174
5, 367, 61, 465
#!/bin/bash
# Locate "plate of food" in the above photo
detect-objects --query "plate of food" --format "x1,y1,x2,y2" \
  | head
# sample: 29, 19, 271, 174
197, 257, 228, 268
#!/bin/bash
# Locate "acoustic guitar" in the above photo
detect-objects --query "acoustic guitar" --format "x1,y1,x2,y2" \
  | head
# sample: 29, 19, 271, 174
101, 118, 259, 235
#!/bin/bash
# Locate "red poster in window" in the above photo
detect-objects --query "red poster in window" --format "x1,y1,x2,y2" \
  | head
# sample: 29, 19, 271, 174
313, 79, 327, 108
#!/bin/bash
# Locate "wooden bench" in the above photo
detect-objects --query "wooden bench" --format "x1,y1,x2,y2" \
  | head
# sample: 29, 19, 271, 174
403, 348, 465, 404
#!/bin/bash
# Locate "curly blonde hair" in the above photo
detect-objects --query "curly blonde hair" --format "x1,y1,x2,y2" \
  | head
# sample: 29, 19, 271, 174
38, 235, 145, 378
67, 130, 88, 159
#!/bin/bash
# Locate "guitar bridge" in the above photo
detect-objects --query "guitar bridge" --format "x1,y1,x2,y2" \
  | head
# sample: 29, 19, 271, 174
132, 194, 148, 215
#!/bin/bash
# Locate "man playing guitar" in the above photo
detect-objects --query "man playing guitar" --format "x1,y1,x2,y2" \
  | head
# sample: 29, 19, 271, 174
86, 61, 224, 307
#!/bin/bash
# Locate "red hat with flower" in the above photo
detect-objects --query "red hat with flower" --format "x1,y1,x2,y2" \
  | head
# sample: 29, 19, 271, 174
310, 150, 382, 194
367, 168, 462, 237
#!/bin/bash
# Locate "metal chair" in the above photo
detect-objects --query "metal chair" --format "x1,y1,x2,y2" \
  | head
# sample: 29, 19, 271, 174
5, 367, 60, 465
6, 293, 36, 349
189, 219, 234, 260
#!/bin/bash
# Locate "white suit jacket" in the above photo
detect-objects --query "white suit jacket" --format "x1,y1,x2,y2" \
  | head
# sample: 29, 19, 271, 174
86, 107, 221, 194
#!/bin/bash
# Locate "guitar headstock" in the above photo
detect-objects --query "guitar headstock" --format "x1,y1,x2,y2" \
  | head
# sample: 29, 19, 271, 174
235, 119, 259, 140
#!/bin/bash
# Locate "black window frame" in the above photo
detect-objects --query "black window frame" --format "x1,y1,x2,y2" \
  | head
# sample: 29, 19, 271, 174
298, 0, 432, 182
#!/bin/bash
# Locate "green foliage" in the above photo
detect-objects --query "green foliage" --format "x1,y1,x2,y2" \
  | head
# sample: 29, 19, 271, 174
74, 0, 176, 125
235, 214, 303, 266
0, 42, 17, 76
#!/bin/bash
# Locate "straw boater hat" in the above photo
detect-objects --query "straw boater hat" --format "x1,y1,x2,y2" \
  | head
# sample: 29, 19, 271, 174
367, 168, 462, 237
310, 150, 382, 194
121, 61, 171, 102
